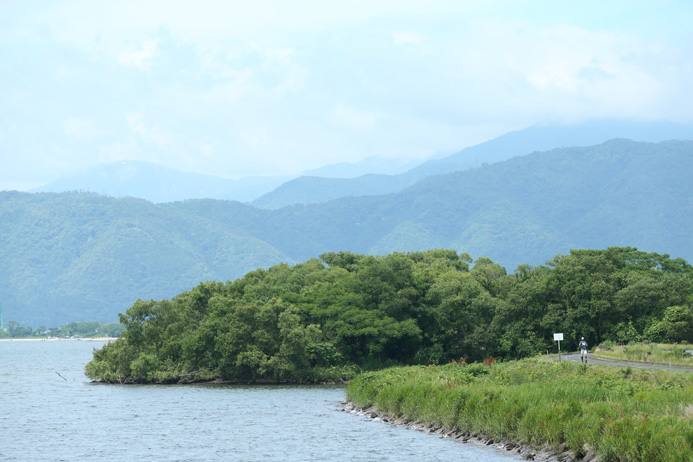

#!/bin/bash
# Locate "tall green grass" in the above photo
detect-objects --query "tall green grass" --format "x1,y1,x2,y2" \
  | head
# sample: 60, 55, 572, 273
595, 342, 693, 365
347, 359, 693, 462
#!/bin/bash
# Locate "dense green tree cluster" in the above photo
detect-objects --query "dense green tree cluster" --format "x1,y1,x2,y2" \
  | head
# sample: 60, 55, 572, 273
85, 247, 693, 384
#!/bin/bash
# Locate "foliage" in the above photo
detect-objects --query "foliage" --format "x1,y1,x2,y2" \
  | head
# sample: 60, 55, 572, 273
0, 191, 294, 327
347, 359, 693, 462
85, 247, 693, 384
3, 139, 693, 328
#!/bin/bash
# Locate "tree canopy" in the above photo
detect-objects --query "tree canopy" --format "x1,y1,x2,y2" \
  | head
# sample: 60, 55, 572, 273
85, 247, 693, 384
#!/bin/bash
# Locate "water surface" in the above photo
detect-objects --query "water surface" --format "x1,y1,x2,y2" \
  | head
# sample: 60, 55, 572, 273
0, 341, 520, 461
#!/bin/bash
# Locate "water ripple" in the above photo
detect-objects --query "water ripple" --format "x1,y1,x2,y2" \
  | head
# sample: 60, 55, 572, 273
0, 341, 520, 461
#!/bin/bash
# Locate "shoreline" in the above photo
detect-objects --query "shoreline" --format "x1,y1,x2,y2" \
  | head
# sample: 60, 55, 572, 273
342, 402, 599, 462
0, 337, 118, 342
90, 375, 350, 386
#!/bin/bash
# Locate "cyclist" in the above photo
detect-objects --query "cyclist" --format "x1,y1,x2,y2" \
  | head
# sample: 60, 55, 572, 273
579, 337, 588, 363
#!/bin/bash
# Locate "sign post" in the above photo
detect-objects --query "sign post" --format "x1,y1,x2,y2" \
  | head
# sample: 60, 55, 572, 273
553, 333, 563, 362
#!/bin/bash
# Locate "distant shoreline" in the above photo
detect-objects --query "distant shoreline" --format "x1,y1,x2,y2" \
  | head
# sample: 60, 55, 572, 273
0, 337, 118, 342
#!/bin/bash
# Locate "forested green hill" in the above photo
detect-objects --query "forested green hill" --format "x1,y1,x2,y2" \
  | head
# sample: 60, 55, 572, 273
0, 192, 293, 326
182, 139, 693, 267
2, 139, 692, 327
84, 248, 693, 384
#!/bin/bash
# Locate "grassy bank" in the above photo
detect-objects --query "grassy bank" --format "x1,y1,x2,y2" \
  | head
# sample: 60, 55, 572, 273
346, 359, 693, 462
595, 342, 693, 365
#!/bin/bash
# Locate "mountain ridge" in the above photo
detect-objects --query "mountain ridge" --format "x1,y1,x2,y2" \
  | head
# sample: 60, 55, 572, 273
2, 138, 691, 327
251, 119, 693, 209
24, 119, 693, 208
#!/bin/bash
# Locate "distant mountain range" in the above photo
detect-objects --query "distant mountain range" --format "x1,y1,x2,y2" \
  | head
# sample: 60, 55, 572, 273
2, 137, 692, 328
301, 155, 428, 178
29, 161, 294, 203
252, 119, 693, 208
28, 119, 693, 207
28, 153, 426, 204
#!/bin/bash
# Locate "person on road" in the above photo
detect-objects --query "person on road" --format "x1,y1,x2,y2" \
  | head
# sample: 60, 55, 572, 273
579, 337, 588, 363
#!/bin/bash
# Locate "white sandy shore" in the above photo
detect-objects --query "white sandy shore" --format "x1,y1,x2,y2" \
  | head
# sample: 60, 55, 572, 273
0, 337, 118, 342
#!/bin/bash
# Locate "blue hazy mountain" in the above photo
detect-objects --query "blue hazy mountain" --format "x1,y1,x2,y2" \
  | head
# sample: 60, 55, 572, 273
28, 156, 427, 203
29, 160, 293, 203
3, 138, 691, 327
251, 119, 693, 209
302, 155, 427, 178
27, 119, 693, 207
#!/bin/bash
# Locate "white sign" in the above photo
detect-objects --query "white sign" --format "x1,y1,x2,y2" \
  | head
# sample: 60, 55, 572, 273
553, 333, 563, 341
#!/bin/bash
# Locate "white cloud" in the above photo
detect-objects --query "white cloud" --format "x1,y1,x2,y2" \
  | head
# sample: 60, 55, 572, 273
125, 113, 170, 151
391, 31, 424, 45
117, 40, 159, 69
2, 0, 693, 189
443, 18, 673, 124
332, 105, 381, 132
505, 26, 635, 92
63, 117, 94, 139
98, 140, 141, 164
125, 114, 145, 133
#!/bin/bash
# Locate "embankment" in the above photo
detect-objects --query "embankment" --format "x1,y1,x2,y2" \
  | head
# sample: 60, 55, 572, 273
342, 401, 573, 461
345, 359, 693, 462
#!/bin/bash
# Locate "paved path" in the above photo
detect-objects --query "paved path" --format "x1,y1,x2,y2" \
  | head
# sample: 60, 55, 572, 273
557, 352, 693, 371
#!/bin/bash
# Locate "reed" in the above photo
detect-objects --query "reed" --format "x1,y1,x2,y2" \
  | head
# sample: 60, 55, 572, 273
347, 359, 693, 462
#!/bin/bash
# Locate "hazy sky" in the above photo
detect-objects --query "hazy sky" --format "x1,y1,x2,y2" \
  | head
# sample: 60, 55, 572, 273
1, 0, 692, 190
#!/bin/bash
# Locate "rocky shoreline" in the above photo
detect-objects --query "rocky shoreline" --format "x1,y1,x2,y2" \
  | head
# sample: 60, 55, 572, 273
340, 401, 600, 462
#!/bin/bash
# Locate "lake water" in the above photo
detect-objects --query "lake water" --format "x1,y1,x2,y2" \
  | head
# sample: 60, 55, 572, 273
0, 341, 520, 461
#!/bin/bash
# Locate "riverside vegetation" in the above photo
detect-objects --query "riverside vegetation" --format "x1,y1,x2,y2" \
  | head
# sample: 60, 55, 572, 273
85, 246, 693, 461
85, 247, 693, 384
594, 342, 693, 365
346, 360, 693, 462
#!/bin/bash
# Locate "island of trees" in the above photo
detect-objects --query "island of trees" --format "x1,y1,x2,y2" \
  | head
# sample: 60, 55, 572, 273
85, 247, 693, 384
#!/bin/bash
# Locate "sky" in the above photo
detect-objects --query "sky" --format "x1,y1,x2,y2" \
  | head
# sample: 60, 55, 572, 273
1, 0, 692, 190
